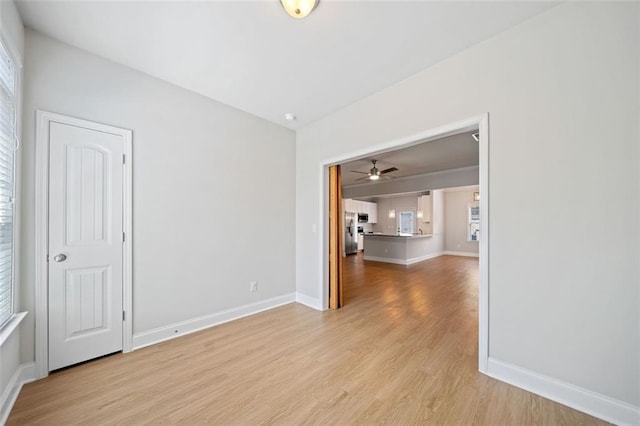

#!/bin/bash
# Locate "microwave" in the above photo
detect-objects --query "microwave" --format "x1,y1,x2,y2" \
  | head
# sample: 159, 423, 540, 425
357, 213, 368, 223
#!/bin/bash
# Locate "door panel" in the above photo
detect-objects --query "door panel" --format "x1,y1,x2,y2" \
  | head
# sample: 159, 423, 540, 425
64, 266, 111, 339
328, 165, 343, 309
65, 145, 110, 245
48, 121, 124, 371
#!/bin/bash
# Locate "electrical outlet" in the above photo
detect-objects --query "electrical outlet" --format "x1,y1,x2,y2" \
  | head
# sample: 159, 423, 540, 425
250, 281, 258, 292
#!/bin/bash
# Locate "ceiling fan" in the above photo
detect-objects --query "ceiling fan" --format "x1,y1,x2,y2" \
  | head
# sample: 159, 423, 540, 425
351, 160, 398, 182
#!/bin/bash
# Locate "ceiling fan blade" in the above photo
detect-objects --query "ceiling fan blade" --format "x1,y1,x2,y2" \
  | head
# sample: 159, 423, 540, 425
379, 167, 398, 175
350, 170, 370, 175
355, 175, 372, 182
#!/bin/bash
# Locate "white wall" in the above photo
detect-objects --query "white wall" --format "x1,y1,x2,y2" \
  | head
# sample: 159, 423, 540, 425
20, 31, 296, 362
0, 0, 25, 416
444, 188, 479, 255
373, 195, 418, 234
296, 2, 639, 410
429, 189, 444, 257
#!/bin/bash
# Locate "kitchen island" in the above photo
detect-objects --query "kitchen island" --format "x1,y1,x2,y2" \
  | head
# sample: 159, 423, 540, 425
363, 233, 441, 265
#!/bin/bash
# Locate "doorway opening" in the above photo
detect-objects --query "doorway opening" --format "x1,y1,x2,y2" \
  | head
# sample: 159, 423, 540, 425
322, 114, 489, 373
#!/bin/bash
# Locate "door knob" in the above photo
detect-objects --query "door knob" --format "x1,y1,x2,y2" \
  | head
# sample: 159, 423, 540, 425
53, 254, 67, 262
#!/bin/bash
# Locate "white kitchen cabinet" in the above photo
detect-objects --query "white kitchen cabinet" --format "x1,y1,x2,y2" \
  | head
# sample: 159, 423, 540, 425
344, 199, 377, 223
367, 202, 377, 223
418, 194, 432, 223
361, 201, 369, 216
344, 198, 354, 213
354, 200, 363, 214
358, 234, 364, 251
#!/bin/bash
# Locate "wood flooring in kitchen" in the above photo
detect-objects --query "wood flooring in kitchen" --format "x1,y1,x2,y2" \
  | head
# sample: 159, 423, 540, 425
8, 254, 605, 425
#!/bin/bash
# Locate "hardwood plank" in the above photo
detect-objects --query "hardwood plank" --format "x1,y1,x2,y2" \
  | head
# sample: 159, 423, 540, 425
8, 255, 606, 425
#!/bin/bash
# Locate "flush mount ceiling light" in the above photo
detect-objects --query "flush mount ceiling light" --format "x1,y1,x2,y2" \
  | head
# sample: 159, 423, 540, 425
280, 0, 319, 19
284, 113, 297, 121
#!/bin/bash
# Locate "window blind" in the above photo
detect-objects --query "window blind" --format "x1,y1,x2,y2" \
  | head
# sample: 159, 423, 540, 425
0, 40, 16, 328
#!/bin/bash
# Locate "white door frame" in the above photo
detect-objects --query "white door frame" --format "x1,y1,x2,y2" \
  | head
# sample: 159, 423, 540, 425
319, 113, 490, 373
34, 110, 133, 379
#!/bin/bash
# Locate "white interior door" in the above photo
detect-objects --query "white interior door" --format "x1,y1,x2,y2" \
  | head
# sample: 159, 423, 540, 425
48, 120, 125, 371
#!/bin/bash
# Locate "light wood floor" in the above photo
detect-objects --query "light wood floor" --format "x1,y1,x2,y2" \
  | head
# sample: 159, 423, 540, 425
9, 254, 605, 425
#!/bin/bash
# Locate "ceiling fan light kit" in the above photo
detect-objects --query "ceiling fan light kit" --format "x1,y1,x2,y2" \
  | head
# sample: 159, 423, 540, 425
368, 160, 380, 180
280, 0, 319, 19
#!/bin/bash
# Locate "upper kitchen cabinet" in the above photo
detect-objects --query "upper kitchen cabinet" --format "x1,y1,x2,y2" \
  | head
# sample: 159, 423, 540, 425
369, 203, 378, 223
367, 202, 378, 223
344, 198, 354, 213
418, 194, 432, 223
342, 198, 377, 223
360, 200, 378, 224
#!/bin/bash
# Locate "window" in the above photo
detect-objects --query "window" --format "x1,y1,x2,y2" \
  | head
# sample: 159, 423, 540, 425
0, 38, 17, 328
398, 211, 414, 235
468, 204, 479, 242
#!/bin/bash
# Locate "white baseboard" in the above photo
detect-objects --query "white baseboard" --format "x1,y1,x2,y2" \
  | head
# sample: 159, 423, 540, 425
295, 292, 324, 311
0, 362, 35, 425
407, 252, 444, 264
487, 358, 640, 426
364, 251, 443, 266
132, 293, 296, 350
363, 255, 406, 265
443, 250, 479, 258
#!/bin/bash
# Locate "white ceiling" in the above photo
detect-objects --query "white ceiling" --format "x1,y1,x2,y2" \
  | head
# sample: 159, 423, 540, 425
16, 1, 557, 129
341, 131, 478, 186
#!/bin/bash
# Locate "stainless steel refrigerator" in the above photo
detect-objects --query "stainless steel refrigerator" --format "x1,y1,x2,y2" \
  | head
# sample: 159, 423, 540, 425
344, 211, 358, 255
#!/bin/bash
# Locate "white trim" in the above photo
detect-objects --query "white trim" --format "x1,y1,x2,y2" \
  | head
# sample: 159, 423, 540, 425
319, 165, 329, 310
477, 113, 489, 374
443, 251, 479, 258
132, 293, 296, 350
487, 358, 640, 426
0, 18, 23, 69
295, 292, 324, 311
0, 362, 35, 425
11, 49, 23, 334
319, 113, 490, 374
34, 111, 49, 380
34, 111, 134, 379
0, 312, 26, 347
363, 252, 443, 265
122, 130, 133, 353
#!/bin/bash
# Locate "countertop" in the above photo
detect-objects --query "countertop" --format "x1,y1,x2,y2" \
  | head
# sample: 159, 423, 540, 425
363, 233, 433, 239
